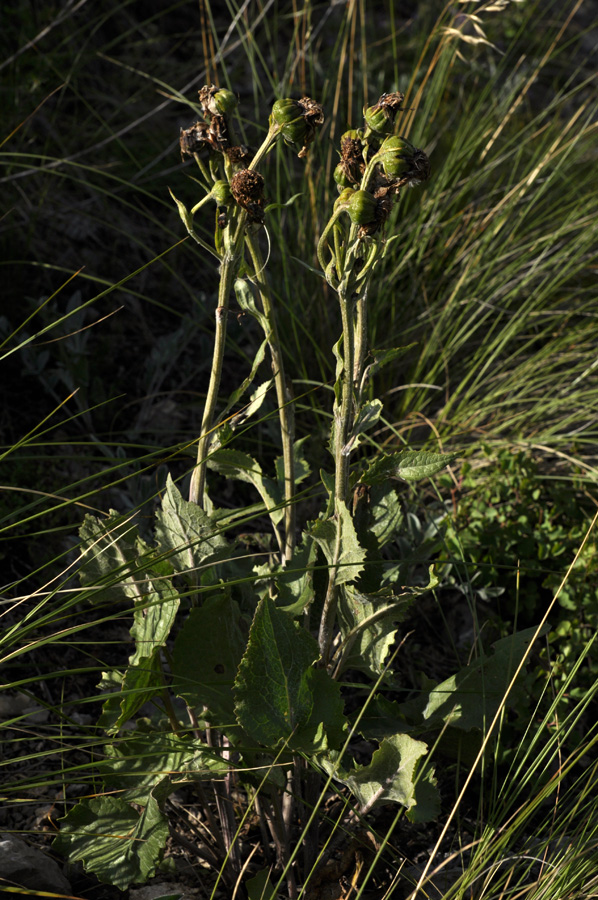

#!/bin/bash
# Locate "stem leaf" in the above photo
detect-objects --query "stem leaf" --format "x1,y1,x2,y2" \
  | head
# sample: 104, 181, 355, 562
156, 474, 230, 573
310, 501, 366, 586
362, 450, 457, 484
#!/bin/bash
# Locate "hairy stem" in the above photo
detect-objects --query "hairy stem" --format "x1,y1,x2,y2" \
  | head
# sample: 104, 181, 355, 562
245, 231, 296, 562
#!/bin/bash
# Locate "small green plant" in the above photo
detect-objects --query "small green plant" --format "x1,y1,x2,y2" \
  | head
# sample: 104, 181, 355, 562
440, 445, 598, 709
52, 87, 546, 896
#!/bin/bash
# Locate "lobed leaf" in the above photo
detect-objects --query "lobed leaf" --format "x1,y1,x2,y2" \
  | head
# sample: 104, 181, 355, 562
309, 501, 366, 586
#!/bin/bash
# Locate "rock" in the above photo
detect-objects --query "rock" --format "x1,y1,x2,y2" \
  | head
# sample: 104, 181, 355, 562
0, 834, 71, 897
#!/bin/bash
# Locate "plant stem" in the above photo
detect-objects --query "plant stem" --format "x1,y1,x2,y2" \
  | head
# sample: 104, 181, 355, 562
318, 231, 360, 662
188, 128, 280, 509
189, 217, 245, 506
245, 231, 296, 562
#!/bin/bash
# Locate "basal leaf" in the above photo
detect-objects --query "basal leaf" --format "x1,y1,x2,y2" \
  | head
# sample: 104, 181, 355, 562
102, 733, 229, 803
54, 793, 169, 890
171, 595, 246, 723
403, 625, 549, 731
362, 450, 456, 485
100, 565, 179, 734
155, 474, 229, 574
234, 598, 318, 746
309, 501, 366, 586
246, 868, 277, 900
289, 668, 347, 753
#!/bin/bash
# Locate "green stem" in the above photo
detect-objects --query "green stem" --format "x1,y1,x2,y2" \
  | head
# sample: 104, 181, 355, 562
245, 232, 296, 562
189, 216, 246, 507
318, 233, 359, 662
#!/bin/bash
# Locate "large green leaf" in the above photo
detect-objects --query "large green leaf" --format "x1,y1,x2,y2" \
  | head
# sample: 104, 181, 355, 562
171, 595, 247, 723
322, 733, 439, 821
54, 792, 169, 890
155, 474, 230, 574
362, 450, 456, 485
289, 667, 347, 753
234, 598, 319, 746
309, 501, 366, 586
101, 733, 228, 803
402, 626, 548, 731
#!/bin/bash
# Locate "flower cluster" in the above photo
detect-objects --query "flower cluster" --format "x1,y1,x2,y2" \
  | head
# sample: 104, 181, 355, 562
178, 86, 324, 231
327, 92, 430, 240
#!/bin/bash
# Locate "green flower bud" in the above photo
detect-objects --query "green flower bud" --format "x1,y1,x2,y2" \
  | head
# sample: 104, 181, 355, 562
334, 187, 357, 211
212, 88, 237, 115
378, 135, 417, 178
340, 128, 364, 143
364, 91, 406, 135
271, 98, 304, 129
364, 105, 393, 135
334, 163, 353, 189
378, 135, 431, 186
198, 84, 237, 118
347, 189, 377, 226
271, 96, 324, 158
211, 180, 233, 205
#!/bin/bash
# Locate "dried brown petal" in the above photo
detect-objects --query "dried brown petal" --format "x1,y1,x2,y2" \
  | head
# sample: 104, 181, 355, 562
179, 121, 211, 158
230, 169, 266, 224
225, 144, 252, 166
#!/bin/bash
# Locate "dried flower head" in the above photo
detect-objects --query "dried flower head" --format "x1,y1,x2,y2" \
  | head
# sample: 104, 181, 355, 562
334, 130, 366, 187
225, 144, 252, 166
179, 116, 230, 158
179, 121, 211, 158
230, 169, 266, 224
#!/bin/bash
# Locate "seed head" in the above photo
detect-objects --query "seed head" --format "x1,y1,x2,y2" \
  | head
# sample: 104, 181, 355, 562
179, 116, 230, 158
